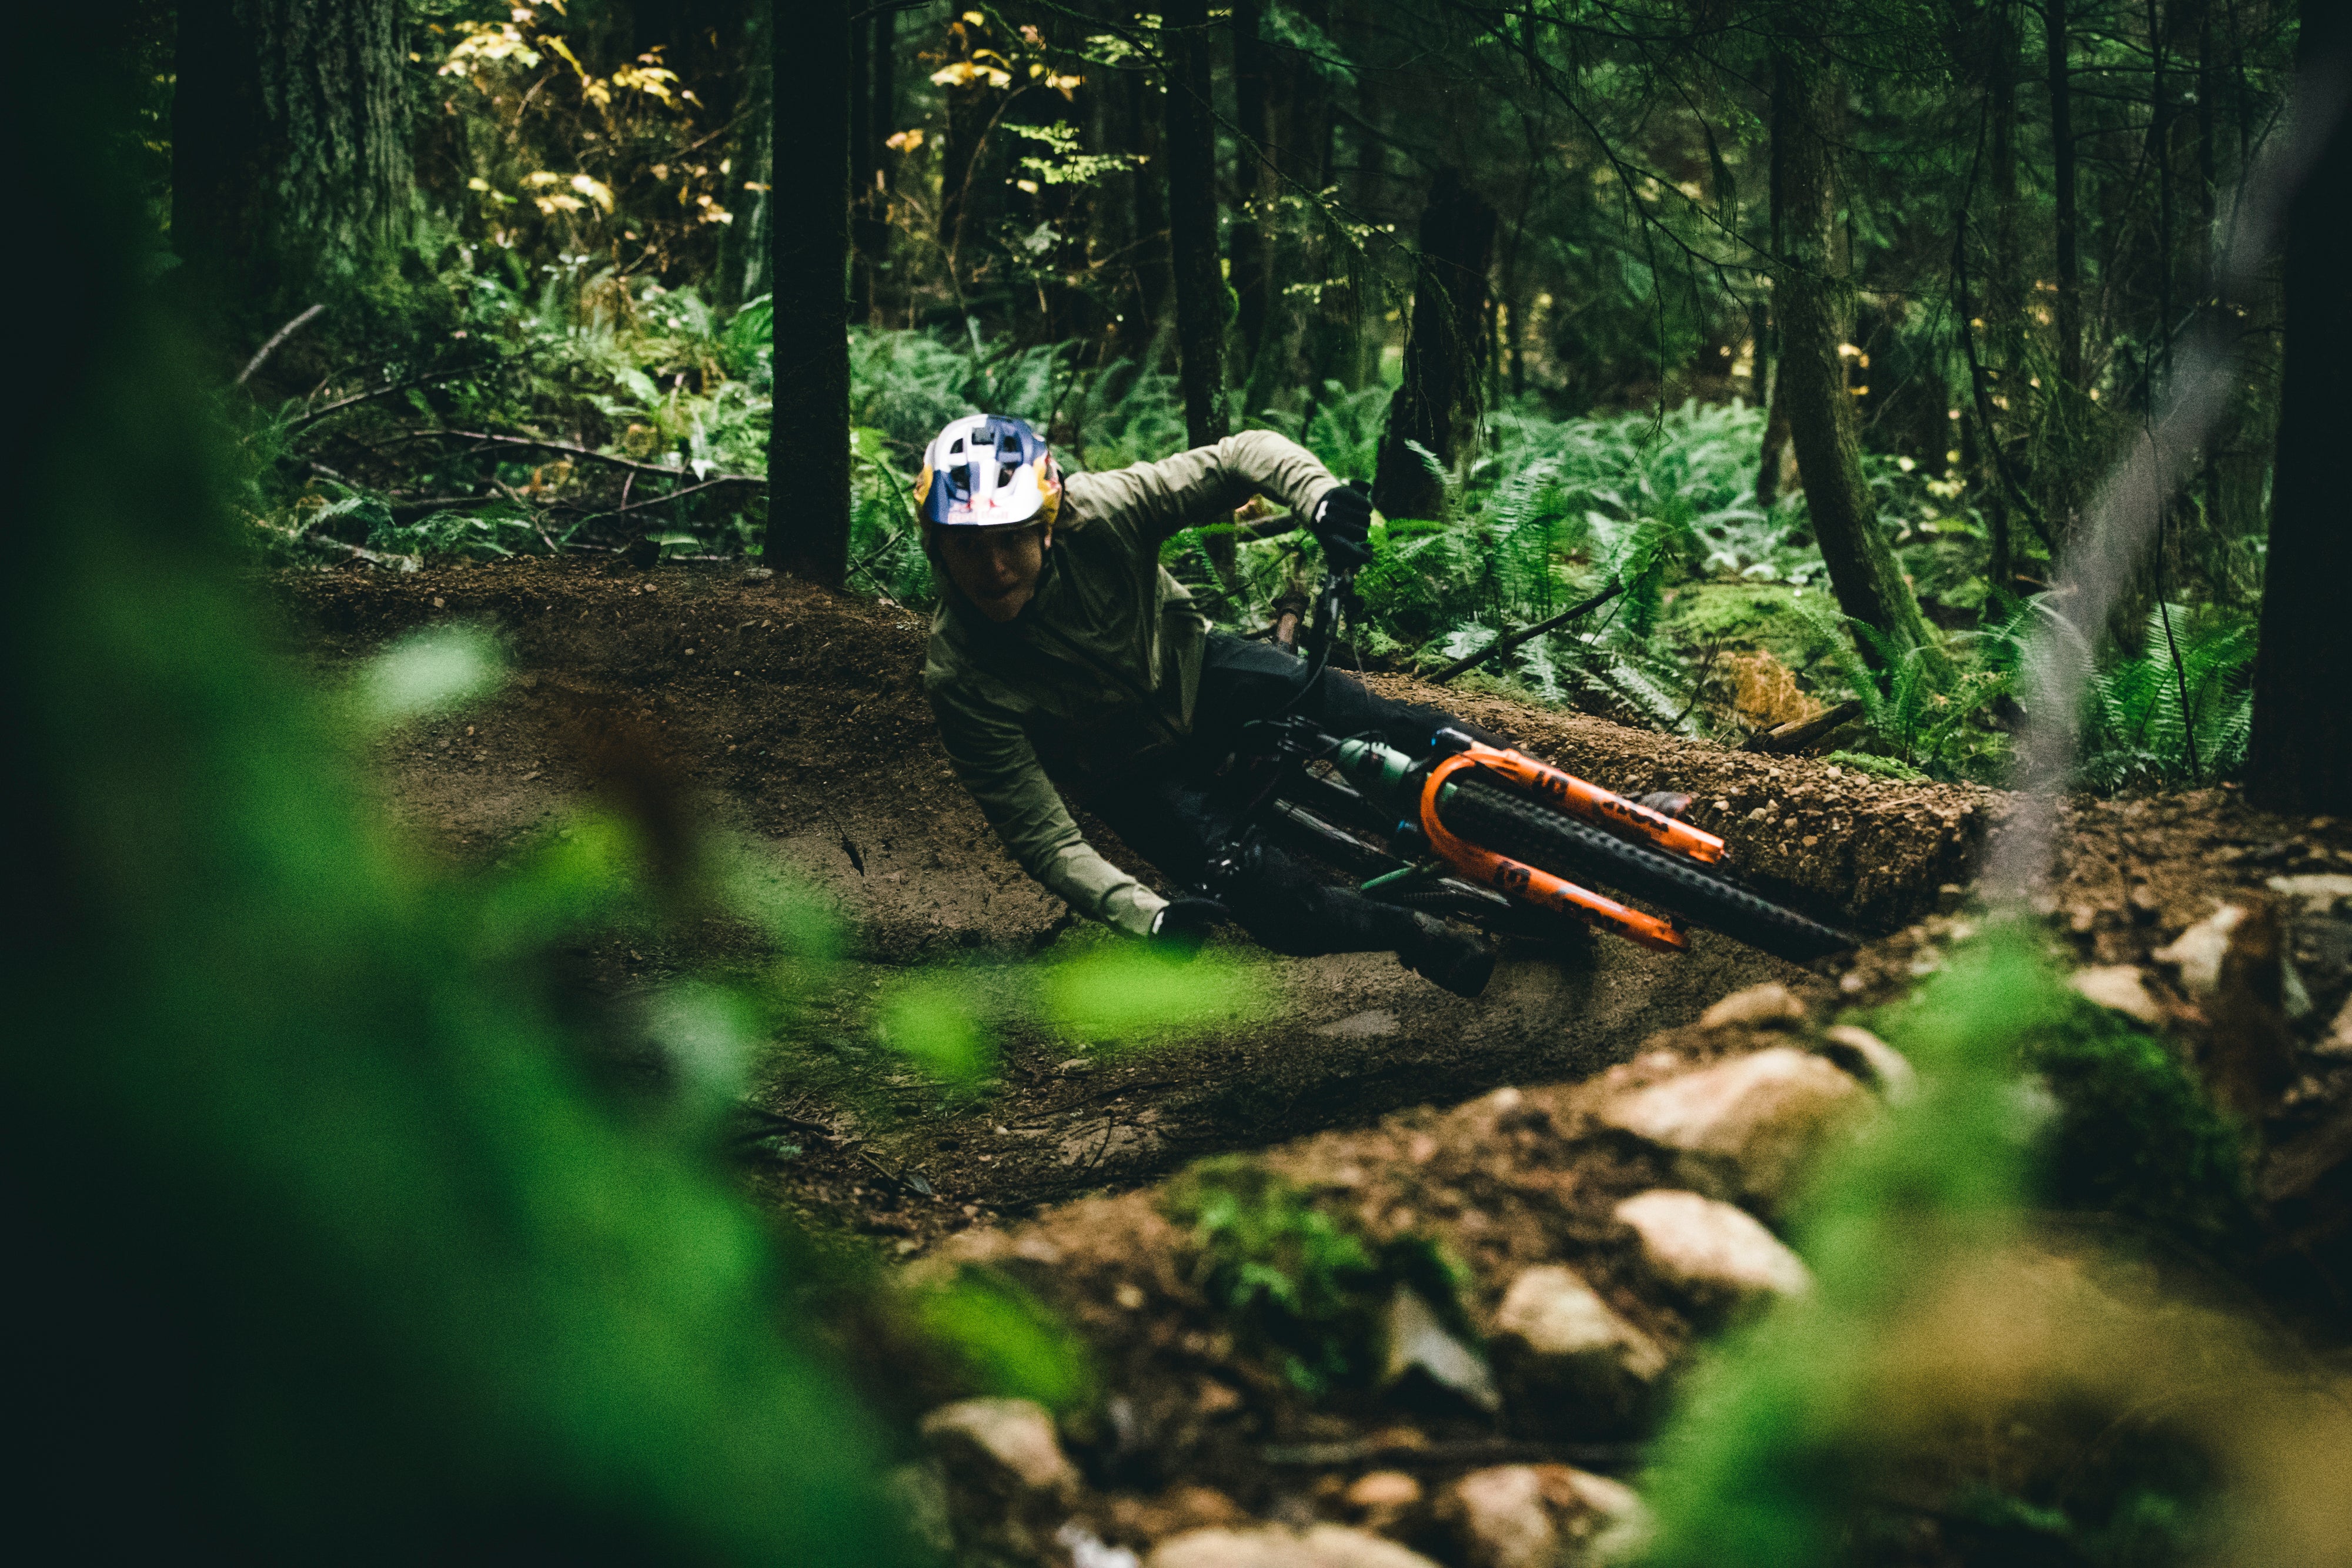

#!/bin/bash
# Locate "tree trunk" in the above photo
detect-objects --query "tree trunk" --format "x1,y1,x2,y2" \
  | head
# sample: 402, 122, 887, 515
1230, 0, 1271, 369
1768, 36, 1945, 673
1754, 56, 1794, 506
172, 0, 414, 342
937, 12, 995, 287
1372, 167, 1497, 521
1987, 0, 2024, 588
767, 0, 850, 588
2246, 4, 2352, 813
2046, 0, 2084, 390
1120, 63, 1174, 356
1164, 0, 1230, 450
716, 0, 774, 309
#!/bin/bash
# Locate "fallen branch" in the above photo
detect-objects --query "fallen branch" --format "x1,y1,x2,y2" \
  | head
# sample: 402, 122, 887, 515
1426, 579, 1627, 685
569, 476, 756, 521
389, 427, 765, 484
285, 365, 486, 435
236, 303, 325, 386
1740, 699, 1867, 754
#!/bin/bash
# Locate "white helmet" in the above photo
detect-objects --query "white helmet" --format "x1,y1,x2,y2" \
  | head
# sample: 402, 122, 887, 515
916, 413, 1062, 529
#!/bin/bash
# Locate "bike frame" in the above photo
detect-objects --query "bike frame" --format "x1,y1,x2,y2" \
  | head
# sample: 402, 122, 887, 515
1231, 564, 1729, 954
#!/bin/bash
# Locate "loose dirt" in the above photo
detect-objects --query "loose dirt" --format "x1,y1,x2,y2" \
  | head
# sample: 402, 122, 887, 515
272, 558, 1990, 1246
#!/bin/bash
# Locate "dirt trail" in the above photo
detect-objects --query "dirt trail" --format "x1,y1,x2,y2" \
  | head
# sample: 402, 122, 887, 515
276, 560, 1996, 1237
277, 559, 2352, 1564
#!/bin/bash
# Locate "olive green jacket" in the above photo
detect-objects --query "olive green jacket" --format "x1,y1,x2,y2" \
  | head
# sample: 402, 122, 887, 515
923, 431, 1342, 935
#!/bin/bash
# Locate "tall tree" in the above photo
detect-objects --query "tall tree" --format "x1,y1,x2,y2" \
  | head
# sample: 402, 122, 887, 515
2246, 2, 2352, 813
172, 0, 415, 341
1766, 25, 1945, 673
2045, 0, 2084, 392
1230, 0, 1272, 369
1164, 0, 1231, 452
1372, 167, 1496, 521
767, 0, 850, 588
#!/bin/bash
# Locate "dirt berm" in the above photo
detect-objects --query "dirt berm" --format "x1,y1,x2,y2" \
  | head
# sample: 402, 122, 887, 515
273, 560, 1993, 1228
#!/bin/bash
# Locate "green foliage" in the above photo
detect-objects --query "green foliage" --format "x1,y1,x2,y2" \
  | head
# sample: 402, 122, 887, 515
2077, 605, 2257, 792
1638, 934, 2243, 1568
1164, 1156, 1465, 1395
907, 1267, 1095, 1412
1869, 966, 2251, 1249
1799, 589, 2259, 789
17, 86, 909, 1557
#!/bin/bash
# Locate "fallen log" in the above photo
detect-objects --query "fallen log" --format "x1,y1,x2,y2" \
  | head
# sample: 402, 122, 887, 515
1740, 699, 1866, 755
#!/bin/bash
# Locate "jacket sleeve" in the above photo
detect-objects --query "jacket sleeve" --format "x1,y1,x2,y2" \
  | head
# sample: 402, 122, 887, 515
1071, 429, 1342, 546
928, 682, 1168, 937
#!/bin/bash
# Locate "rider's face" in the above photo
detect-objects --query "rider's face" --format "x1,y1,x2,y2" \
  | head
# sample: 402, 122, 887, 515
936, 521, 1050, 621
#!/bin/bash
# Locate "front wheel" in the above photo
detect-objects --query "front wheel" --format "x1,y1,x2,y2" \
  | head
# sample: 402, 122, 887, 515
1437, 774, 1856, 964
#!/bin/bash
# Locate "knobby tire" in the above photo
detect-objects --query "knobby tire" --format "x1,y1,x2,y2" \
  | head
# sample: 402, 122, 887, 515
1438, 774, 1855, 963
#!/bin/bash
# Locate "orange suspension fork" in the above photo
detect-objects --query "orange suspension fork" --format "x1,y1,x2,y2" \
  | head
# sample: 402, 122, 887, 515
1412, 738, 1728, 954
1436, 737, 1728, 864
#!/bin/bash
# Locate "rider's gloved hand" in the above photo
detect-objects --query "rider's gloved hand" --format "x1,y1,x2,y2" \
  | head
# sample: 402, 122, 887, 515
1147, 897, 1228, 959
1309, 484, 1374, 570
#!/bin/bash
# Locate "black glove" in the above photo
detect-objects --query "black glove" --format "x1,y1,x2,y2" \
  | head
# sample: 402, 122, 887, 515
1148, 897, 1228, 958
1309, 484, 1374, 570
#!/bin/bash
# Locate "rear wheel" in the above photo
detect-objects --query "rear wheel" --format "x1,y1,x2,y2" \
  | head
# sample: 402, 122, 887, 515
1438, 774, 1855, 963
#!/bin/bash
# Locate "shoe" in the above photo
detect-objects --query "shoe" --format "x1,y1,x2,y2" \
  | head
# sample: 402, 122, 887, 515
1401, 912, 1495, 998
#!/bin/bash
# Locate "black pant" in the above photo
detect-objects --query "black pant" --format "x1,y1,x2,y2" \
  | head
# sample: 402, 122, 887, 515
1084, 634, 1507, 957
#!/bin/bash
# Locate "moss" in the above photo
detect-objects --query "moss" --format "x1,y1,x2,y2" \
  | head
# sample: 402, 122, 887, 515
1862, 952, 2251, 1252
2024, 995, 2251, 1249
1162, 1156, 1465, 1395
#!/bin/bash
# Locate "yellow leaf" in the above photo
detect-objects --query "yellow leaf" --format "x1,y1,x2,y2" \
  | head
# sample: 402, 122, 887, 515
963, 9, 985, 22
886, 128, 926, 153
1015, 179, 1039, 193
466, 176, 490, 191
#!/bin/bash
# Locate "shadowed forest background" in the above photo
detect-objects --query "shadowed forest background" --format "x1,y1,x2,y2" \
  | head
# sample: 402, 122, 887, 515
139, 0, 2346, 798
9, 1, 2351, 1563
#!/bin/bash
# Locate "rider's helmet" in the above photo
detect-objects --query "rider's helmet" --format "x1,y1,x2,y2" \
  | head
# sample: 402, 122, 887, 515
916, 413, 1062, 531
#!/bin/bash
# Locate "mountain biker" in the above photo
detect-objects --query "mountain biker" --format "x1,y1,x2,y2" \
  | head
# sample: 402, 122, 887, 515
916, 413, 1509, 997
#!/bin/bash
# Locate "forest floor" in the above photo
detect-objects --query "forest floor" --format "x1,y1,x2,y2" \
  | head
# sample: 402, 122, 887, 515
273, 558, 2352, 1567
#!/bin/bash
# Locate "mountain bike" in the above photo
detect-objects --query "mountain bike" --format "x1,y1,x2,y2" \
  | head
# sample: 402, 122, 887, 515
1221, 564, 1856, 965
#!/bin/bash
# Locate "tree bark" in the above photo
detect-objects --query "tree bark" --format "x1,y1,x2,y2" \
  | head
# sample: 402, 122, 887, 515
1754, 56, 1794, 506
767, 0, 850, 588
1164, 0, 1230, 450
1767, 35, 1945, 673
1987, 0, 2024, 587
172, 0, 414, 339
2046, 0, 2084, 390
1372, 168, 1497, 521
2246, 3, 2352, 813
1120, 63, 1174, 356
1230, 0, 1271, 368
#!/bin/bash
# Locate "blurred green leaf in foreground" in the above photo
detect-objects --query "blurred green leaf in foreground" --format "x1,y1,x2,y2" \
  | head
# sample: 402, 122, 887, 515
2, 39, 917, 1566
